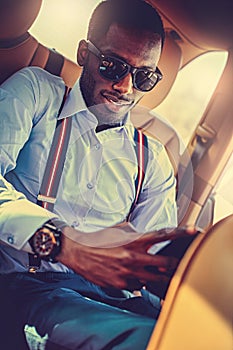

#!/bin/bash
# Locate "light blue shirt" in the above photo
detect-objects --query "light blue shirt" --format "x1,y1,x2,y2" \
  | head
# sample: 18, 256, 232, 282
0, 67, 177, 273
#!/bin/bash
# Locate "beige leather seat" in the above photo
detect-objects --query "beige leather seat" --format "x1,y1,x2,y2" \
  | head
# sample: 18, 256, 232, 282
147, 214, 233, 350
131, 106, 180, 176
0, 0, 81, 87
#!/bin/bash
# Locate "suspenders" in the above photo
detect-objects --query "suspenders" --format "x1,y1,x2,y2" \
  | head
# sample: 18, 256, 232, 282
37, 87, 71, 212
127, 128, 148, 221
37, 89, 148, 215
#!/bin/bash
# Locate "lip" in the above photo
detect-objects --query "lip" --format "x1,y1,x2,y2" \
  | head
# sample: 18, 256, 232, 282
103, 94, 132, 108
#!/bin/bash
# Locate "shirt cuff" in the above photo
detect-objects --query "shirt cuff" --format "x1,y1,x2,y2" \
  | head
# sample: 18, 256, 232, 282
0, 198, 60, 250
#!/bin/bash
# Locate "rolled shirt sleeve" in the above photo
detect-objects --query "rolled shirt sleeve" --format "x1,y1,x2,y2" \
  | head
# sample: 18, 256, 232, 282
0, 194, 58, 251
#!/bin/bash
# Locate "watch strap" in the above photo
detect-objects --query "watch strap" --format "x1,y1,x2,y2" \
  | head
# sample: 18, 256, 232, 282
29, 220, 63, 266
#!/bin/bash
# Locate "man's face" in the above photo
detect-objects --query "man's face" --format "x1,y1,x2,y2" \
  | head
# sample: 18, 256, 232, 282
78, 23, 162, 126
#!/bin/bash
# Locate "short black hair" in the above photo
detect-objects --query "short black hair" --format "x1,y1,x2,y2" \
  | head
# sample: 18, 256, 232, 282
87, 0, 165, 47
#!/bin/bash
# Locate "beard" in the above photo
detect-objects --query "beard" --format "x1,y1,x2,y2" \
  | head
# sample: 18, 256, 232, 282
79, 66, 95, 109
80, 66, 136, 126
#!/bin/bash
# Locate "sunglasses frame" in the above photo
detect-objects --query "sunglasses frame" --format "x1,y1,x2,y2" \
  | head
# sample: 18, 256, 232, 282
87, 40, 163, 92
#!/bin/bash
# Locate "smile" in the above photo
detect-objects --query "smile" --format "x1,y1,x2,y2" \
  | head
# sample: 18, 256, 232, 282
103, 94, 132, 106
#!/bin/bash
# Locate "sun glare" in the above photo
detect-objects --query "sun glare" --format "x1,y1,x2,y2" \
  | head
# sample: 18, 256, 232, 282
30, 0, 101, 61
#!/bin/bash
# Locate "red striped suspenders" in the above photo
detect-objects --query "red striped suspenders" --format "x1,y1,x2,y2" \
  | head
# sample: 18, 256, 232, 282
126, 128, 148, 220
37, 86, 71, 211
37, 93, 148, 216
133, 128, 148, 209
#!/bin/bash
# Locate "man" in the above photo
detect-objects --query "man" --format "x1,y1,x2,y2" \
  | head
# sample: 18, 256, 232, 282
0, 0, 179, 348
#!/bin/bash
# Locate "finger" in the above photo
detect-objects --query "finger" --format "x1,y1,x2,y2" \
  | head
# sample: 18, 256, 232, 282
132, 228, 201, 254
135, 269, 173, 285
128, 230, 182, 251
181, 225, 203, 235
129, 252, 179, 271
144, 265, 175, 278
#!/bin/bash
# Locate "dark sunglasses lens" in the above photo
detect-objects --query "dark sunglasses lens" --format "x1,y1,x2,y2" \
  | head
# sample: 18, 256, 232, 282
98, 54, 162, 92
134, 70, 159, 91
99, 57, 128, 81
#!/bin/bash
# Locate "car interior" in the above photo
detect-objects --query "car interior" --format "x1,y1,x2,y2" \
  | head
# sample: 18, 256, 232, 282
0, 0, 232, 349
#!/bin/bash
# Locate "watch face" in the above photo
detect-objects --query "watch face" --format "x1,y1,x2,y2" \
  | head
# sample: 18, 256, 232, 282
33, 227, 56, 257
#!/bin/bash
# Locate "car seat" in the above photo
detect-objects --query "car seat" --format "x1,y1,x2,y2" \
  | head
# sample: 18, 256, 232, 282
146, 214, 233, 350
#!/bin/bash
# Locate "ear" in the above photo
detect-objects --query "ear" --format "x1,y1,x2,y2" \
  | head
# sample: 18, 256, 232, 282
77, 40, 89, 66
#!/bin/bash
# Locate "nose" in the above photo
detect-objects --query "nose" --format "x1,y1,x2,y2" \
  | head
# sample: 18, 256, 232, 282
112, 73, 133, 94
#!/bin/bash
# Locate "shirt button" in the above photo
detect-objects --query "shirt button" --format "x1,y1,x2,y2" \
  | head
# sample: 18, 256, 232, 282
71, 221, 79, 228
7, 236, 14, 244
87, 182, 94, 189
95, 144, 100, 150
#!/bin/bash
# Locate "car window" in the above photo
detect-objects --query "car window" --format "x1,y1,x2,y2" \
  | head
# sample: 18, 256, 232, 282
153, 51, 228, 152
30, 0, 101, 61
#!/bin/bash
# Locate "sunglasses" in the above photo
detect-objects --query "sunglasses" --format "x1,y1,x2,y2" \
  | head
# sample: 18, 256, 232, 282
87, 40, 163, 92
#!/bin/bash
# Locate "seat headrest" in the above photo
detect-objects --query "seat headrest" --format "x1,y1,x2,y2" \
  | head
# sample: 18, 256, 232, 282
0, 0, 42, 40
139, 30, 182, 109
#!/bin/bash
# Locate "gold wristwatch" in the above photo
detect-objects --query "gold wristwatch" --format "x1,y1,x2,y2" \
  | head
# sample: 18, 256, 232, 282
29, 221, 62, 263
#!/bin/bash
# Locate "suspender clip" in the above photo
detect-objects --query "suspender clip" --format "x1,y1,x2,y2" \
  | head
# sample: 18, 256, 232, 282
37, 194, 56, 204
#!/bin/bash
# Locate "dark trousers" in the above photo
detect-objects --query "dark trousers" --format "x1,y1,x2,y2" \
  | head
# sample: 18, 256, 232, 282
0, 272, 160, 350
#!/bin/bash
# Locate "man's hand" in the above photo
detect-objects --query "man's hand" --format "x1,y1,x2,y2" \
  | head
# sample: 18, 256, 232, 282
57, 224, 199, 295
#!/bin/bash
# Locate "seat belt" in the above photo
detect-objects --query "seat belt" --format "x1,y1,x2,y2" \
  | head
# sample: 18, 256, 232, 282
44, 49, 65, 76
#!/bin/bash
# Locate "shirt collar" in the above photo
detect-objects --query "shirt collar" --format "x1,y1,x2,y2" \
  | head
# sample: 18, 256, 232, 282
58, 79, 87, 119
